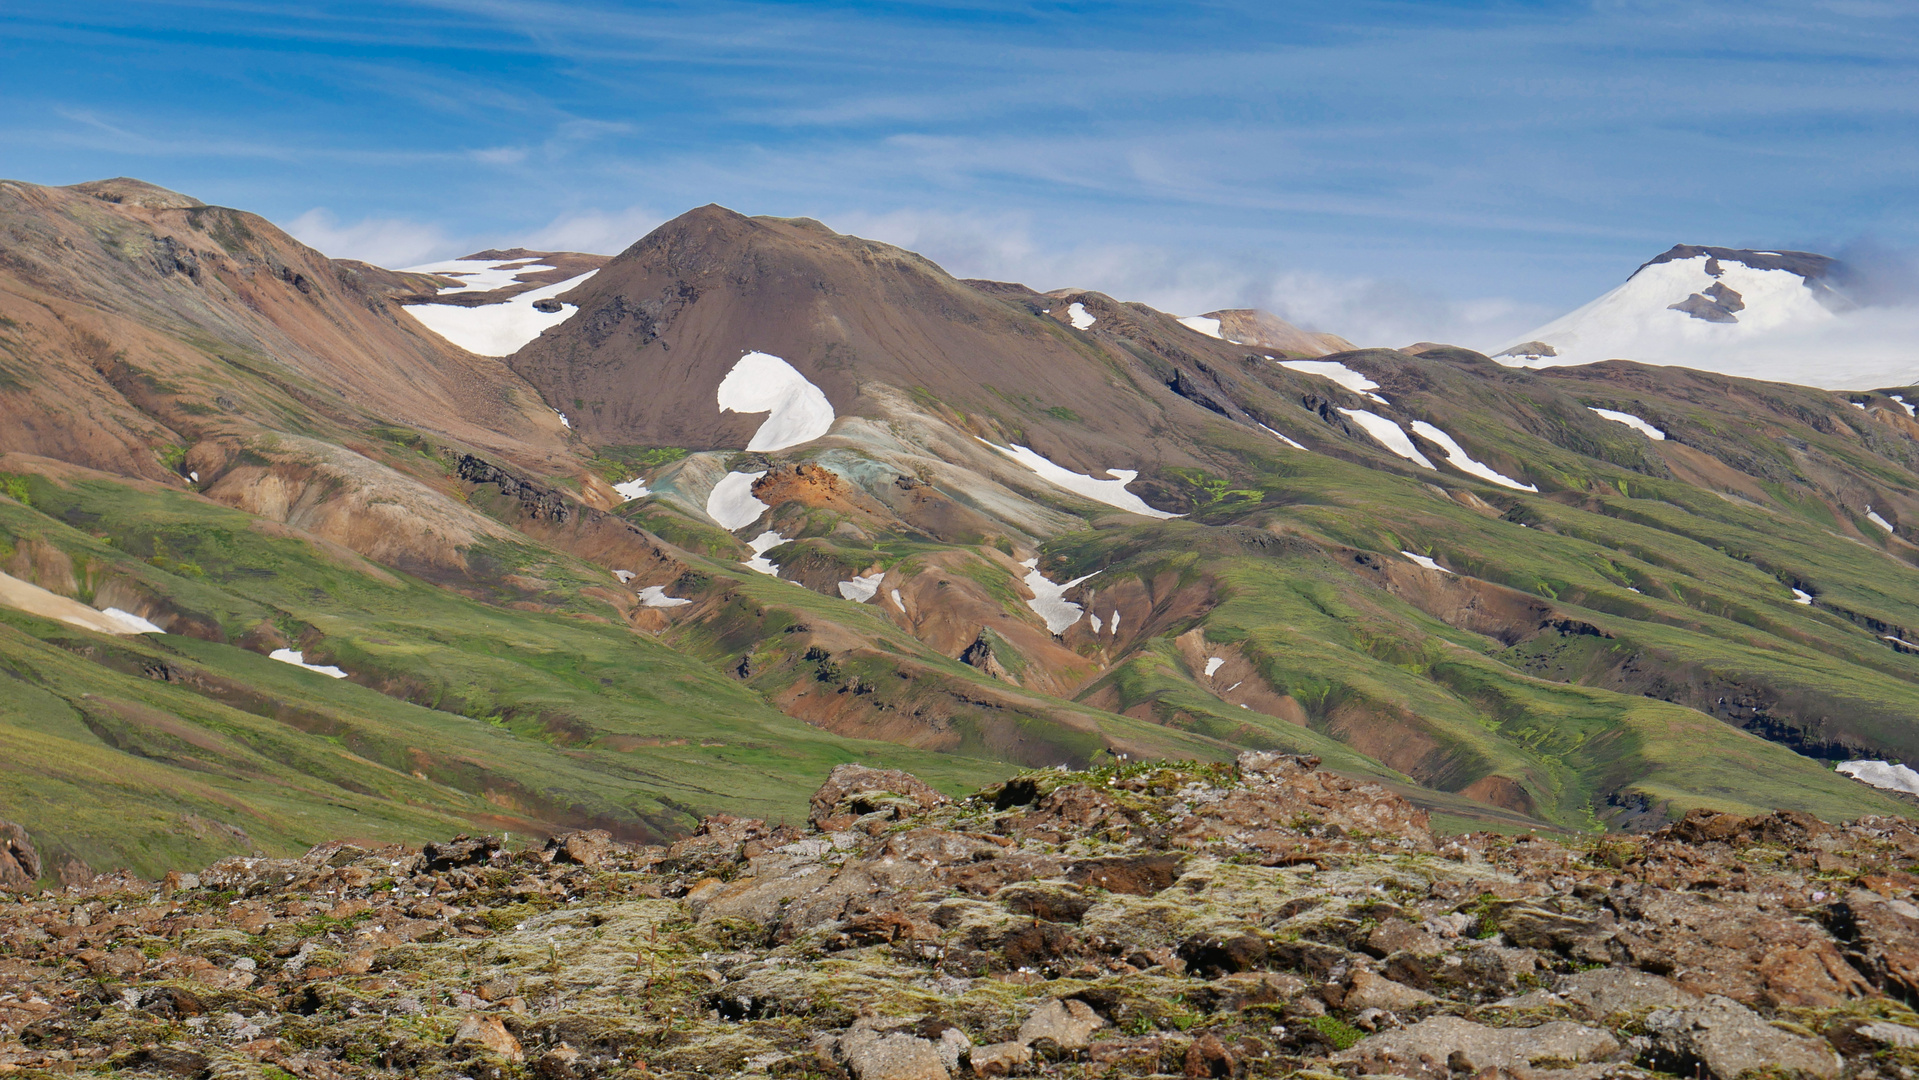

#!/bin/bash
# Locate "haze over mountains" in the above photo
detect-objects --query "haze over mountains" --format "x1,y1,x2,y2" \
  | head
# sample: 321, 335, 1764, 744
7, 176, 1919, 879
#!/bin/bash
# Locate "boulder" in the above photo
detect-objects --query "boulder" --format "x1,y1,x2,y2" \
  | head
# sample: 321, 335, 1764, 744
1016, 998, 1104, 1050
454, 1013, 524, 1062
1336, 1015, 1617, 1080
424, 834, 501, 871
809, 765, 949, 831
544, 829, 615, 868
966, 1040, 1031, 1077
1343, 968, 1436, 1011
1641, 994, 1841, 1079
836, 1016, 950, 1080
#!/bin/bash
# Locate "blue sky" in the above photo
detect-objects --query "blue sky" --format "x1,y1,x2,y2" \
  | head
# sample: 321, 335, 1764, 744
4, 1, 1915, 347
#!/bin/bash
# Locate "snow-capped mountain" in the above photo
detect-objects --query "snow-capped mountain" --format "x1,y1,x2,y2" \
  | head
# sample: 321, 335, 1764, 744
1495, 245, 1919, 390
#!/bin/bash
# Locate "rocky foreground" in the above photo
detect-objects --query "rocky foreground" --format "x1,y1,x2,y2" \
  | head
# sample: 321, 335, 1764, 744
3, 755, 1919, 1078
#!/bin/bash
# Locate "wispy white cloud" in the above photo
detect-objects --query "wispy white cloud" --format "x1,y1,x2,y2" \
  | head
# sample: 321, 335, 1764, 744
284, 207, 455, 267
516, 204, 665, 255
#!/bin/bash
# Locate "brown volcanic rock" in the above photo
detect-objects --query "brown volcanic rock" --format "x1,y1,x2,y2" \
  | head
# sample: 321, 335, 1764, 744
509, 205, 1235, 480
4, 760, 1919, 1078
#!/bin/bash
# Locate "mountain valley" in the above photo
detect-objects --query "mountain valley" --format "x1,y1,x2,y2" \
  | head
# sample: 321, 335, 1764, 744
2, 177, 1919, 886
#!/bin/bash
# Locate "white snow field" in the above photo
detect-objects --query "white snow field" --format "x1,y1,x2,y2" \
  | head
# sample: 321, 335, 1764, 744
1494, 252, 1919, 388
1838, 760, 1919, 797
1407, 421, 1537, 491
980, 440, 1181, 519
838, 572, 884, 602
1337, 409, 1435, 469
1278, 360, 1388, 404
1401, 551, 1452, 573
638, 585, 692, 608
612, 570, 636, 584
1021, 559, 1097, 635
613, 478, 651, 502
269, 649, 349, 679
1203, 657, 1225, 677
1589, 407, 1667, 440
890, 588, 908, 613
1895, 395, 1917, 417
102, 608, 166, 633
717, 351, 836, 451
1259, 423, 1309, 450
1868, 507, 1896, 533
1109, 610, 1120, 635
1179, 315, 1223, 339
1089, 613, 1103, 634
1792, 588, 1814, 605
1068, 302, 1096, 330
402, 269, 597, 356
405, 257, 552, 294
744, 531, 788, 577
706, 471, 769, 531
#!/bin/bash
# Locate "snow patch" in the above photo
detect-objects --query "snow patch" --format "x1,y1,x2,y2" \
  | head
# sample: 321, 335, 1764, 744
1088, 613, 1103, 634
1839, 760, 1919, 797
1067, 302, 1096, 330
980, 439, 1180, 519
717, 352, 835, 452
555, 409, 572, 429
1259, 423, 1308, 450
1179, 315, 1223, 339
1889, 635, 1919, 650
102, 608, 165, 634
405, 257, 554, 294
890, 588, 907, 613
1203, 657, 1225, 677
1279, 360, 1388, 404
614, 478, 651, 502
1021, 559, 1097, 635
1792, 587, 1814, 605
401, 270, 597, 356
1867, 506, 1896, 533
744, 531, 787, 577
1338, 409, 1435, 469
1401, 550, 1452, 574
639, 585, 691, 608
269, 649, 348, 679
1407, 421, 1536, 491
706, 471, 769, 531
838, 572, 884, 603
1109, 610, 1120, 636
1894, 395, 1917, 417
1589, 407, 1667, 440
188, 471, 199, 483
612, 570, 636, 584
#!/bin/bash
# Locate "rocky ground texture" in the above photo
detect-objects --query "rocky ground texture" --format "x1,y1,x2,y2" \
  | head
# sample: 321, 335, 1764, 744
3, 754, 1919, 1078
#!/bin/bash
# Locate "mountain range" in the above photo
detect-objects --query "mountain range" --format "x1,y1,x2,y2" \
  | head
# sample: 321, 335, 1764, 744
4, 176, 1919, 880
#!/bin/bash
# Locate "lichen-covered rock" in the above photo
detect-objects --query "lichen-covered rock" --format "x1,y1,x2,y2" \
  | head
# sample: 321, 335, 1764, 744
1016, 998, 1104, 1050
836, 1016, 950, 1080
2, 758, 1918, 1079
967, 1040, 1031, 1076
1343, 967, 1436, 1010
1641, 994, 1842, 1079
1337, 1015, 1618, 1079
809, 764, 949, 831
455, 1013, 524, 1061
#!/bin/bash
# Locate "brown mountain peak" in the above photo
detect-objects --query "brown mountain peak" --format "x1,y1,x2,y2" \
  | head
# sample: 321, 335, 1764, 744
63, 177, 205, 210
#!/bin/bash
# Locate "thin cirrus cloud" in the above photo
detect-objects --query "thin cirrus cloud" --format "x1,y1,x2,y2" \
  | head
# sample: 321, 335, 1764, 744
1, 0, 1914, 348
